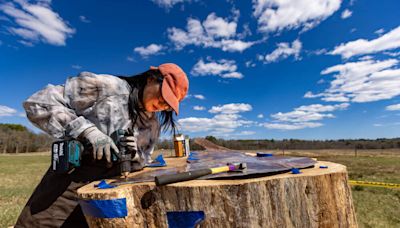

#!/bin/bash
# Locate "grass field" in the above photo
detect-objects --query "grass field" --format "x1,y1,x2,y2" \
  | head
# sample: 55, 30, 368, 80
1, 150, 399, 227
0, 154, 49, 227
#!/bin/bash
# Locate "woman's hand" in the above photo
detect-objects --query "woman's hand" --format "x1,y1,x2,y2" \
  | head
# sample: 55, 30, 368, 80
81, 127, 119, 162
120, 135, 138, 152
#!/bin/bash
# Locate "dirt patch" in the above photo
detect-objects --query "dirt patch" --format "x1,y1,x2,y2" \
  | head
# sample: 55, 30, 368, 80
193, 138, 232, 151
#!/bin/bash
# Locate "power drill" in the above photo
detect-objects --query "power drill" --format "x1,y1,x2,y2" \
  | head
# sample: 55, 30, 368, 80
111, 128, 138, 178
51, 128, 137, 177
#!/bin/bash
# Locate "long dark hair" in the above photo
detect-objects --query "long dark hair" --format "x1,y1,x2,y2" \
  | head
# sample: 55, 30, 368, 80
118, 69, 178, 134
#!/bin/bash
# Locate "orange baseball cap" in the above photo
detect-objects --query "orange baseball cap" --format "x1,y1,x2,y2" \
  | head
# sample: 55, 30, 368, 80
150, 63, 189, 115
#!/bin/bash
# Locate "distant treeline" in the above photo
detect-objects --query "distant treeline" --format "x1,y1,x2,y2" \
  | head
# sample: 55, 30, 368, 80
1, 124, 399, 153
0, 123, 53, 153
158, 135, 400, 151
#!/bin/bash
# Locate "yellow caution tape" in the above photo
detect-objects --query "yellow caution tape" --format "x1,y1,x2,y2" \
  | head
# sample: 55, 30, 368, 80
349, 180, 400, 189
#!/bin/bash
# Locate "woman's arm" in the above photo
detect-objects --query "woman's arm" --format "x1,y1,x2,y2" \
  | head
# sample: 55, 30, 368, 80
23, 72, 127, 161
23, 83, 95, 139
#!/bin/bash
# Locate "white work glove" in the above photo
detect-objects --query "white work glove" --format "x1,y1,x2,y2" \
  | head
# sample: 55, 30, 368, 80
82, 127, 119, 163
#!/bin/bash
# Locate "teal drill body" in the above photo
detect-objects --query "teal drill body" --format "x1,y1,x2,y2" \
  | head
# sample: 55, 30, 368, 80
51, 129, 133, 175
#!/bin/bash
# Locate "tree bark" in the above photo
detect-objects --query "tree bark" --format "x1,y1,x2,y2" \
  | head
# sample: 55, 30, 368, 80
77, 158, 357, 228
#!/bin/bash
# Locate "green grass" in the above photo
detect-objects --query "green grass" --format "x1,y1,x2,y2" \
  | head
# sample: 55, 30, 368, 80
319, 155, 400, 228
0, 152, 399, 227
0, 154, 49, 228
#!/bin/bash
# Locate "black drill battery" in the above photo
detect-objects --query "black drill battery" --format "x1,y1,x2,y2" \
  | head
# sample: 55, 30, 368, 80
51, 140, 83, 174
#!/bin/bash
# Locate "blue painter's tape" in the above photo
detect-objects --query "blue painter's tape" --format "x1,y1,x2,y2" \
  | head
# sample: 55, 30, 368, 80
291, 168, 301, 174
167, 211, 205, 228
187, 152, 199, 161
257, 152, 273, 157
95, 180, 115, 189
319, 165, 328, 169
147, 154, 167, 167
79, 198, 127, 218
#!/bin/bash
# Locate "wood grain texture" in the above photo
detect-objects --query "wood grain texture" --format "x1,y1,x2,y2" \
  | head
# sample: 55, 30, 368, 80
77, 158, 357, 228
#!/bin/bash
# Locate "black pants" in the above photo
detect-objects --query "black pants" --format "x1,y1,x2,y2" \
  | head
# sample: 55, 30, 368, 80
15, 157, 121, 228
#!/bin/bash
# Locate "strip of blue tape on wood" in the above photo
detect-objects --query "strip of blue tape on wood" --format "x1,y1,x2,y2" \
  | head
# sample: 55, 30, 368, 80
167, 211, 205, 228
79, 198, 127, 218
256, 152, 273, 157
147, 154, 167, 167
187, 152, 199, 162
95, 180, 115, 189
291, 168, 301, 174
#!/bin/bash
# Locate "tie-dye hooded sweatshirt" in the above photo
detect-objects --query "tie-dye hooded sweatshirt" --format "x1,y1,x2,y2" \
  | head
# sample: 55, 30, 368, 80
23, 71, 159, 165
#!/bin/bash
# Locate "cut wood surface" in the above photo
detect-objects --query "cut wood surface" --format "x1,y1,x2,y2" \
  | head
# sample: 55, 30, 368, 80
77, 156, 357, 228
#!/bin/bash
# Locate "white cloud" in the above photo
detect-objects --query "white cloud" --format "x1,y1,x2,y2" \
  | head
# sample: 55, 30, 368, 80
134, 44, 164, 58
72, 65, 82, 69
79, 15, 90, 23
178, 114, 253, 135
263, 103, 349, 130
193, 105, 205, 111
312, 48, 328, 55
18, 39, 34, 47
257, 114, 264, 118
193, 94, 205, 100
374, 28, 384, 35
209, 103, 252, 114
358, 55, 373, 61
221, 72, 243, 79
386, 104, 400, 111
9, 27, 38, 40
263, 39, 302, 63
384, 51, 400, 57
304, 91, 321, 98
330, 26, 400, 58
203, 13, 237, 38
309, 59, 400, 103
191, 59, 244, 79
0, 0, 75, 46
168, 19, 203, 49
264, 122, 323, 130
219, 39, 255, 52
252, 0, 342, 33
36, 0, 52, 6
0, 105, 17, 117
341, 9, 352, 19
239, 131, 256, 136
126, 56, 136, 62
151, 0, 188, 9
271, 103, 348, 122
168, 13, 256, 52
373, 122, 400, 127
245, 60, 256, 68
178, 103, 253, 135
237, 23, 252, 39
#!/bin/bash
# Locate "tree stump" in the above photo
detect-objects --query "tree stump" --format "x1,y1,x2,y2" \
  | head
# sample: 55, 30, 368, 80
77, 157, 357, 228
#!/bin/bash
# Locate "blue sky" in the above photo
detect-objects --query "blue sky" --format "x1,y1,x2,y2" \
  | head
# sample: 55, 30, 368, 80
0, 0, 400, 140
